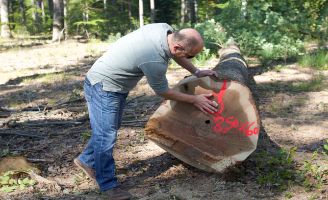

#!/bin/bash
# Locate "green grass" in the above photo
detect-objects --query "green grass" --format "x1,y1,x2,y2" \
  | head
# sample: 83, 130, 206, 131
169, 51, 216, 70
272, 64, 287, 72
298, 50, 328, 70
21, 72, 78, 85
288, 74, 325, 92
0, 171, 36, 193
255, 148, 327, 192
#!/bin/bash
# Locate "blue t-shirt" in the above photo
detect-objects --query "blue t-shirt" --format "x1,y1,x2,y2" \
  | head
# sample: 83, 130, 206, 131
87, 23, 173, 94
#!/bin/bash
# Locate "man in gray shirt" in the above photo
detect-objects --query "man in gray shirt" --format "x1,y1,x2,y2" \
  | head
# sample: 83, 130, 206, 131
74, 23, 218, 199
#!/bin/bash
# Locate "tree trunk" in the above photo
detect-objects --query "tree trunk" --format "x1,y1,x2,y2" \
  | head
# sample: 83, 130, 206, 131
139, 0, 143, 27
48, 0, 53, 16
40, 0, 45, 23
19, 0, 27, 26
52, 0, 64, 41
103, 0, 107, 9
241, 0, 247, 19
145, 43, 260, 173
0, 0, 11, 38
31, 0, 41, 32
186, 0, 196, 23
194, 0, 198, 23
63, 0, 68, 39
150, 0, 155, 23
127, 0, 132, 29
180, 0, 186, 25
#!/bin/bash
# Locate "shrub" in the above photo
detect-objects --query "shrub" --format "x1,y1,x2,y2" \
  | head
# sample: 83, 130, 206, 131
194, 19, 228, 54
298, 50, 328, 70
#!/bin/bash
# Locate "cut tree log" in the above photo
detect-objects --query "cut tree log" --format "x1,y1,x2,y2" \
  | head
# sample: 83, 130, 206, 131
144, 43, 260, 173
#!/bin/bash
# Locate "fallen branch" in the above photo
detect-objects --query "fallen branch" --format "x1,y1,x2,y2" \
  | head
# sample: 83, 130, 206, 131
126, 93, 146, 105
1, 98, 85, 113
52, 98, 84, 108
21, 121, 83, 127
0, 130, 45, 138
29, 171, 61, 191
26, 158, 55, 163
121, 123, 145, 127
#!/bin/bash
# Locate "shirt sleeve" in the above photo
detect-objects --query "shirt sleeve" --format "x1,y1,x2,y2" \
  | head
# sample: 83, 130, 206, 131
138, 61, 169, 94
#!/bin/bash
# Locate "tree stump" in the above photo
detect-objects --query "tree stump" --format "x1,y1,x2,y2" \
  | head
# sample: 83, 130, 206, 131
144, 44, 260, 173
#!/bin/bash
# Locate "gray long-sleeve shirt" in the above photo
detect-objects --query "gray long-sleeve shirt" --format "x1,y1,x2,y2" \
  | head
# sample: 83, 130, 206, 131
87, 23, 174, 94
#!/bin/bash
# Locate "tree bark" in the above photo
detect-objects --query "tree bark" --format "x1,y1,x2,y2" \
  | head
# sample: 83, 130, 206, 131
139, 0, 144, 27
52, 0, 64, 41
145, 43, 259, 173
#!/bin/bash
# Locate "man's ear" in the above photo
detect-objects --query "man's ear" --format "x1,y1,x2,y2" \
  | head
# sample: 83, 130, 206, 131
173, 44, 183, 53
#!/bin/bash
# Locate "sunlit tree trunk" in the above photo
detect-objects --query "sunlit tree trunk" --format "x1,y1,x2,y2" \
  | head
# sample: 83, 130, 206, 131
194, 0, 198, 23
180, 0, 186, 25
0, 0, 12, 38
139, 0, 144, 27
52, 0, 64, 41
241, 0, 247, 18
63, 0, 68, 38
103, 0, 107, 9
150, 0, 155, 23
19, 0, 27, 26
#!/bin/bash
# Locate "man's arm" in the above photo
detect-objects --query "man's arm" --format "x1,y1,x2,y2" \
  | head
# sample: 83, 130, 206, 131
159, 88, 218, 114
173, 57, 218, 77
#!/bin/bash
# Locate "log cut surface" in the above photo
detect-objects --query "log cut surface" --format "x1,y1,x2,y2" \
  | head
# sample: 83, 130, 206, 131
145, 76, 260, 173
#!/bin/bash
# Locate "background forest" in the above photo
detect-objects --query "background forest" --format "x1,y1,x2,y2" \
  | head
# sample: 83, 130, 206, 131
0, 0, 328, 199
1, 0, 328, 63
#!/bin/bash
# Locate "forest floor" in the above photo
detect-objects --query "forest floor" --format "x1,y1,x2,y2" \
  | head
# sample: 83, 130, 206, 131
0, 39, 327, 200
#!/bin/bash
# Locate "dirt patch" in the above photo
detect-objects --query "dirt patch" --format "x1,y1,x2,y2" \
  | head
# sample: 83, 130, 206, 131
0, 40, 327, 200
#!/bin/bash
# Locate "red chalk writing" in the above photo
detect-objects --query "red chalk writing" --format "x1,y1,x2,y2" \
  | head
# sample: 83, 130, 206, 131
211, 80, 259, 136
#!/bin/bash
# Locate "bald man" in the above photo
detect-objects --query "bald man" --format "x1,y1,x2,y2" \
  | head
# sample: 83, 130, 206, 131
74, 23, 218, 199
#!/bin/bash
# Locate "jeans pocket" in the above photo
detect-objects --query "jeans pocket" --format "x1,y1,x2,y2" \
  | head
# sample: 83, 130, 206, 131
84, 80, 92, 102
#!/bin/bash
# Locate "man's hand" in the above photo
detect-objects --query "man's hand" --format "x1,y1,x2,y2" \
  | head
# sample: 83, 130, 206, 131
159, 89, 218, 115
192, 93, 218, 114
194, 69, 218, 78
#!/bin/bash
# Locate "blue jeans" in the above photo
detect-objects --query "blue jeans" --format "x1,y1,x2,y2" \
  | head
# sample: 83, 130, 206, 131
78, 78, 128, 191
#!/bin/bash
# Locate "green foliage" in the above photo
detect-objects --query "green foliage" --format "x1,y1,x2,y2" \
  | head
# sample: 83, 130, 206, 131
255, 147, 298, 190
259, 37, 304, 64
288, 74, 325, 92
69, 88, 82, 101
0, 171, 36, 193
0, 148, 10, 158
216, 0, 316, 60
81, 131, 91, 142
298, 49, 328, 70
300, 151, 327, 191
194, 19, 228, 54
193, 48, 216, 66
255, 147, 327, 192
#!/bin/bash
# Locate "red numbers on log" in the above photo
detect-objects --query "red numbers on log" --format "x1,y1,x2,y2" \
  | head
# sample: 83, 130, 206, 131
211, 80, 259, 136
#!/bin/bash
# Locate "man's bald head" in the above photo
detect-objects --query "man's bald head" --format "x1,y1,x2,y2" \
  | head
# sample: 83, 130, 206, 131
172, 28, 204, 52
